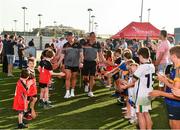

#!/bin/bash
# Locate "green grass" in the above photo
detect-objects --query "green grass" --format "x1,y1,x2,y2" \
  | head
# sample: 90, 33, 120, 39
0, 68, 170, 129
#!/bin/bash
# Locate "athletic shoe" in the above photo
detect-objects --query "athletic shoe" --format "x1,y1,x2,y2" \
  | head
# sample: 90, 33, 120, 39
84, 85, 89, 92
47, 100, 52, 104
129, 118, 137, 124
106, 85, 111, 88
124, 115, 131, 119
43, 101, 53, 109
122, 107, 127, 111
64, 92, 71, 99
17, 123, 28, 129
88, 92, 94, 97
38, 99, 44, 107
70, 89, 75, 97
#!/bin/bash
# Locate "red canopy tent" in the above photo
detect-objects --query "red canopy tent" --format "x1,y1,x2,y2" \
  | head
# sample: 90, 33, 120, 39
111, 22, 172, 40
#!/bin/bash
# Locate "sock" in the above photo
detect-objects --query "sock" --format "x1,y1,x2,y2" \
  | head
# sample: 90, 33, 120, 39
71, 89, 74, 93
66, 90, 70, 94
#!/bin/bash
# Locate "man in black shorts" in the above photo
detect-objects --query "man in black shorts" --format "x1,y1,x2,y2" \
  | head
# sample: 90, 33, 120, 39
83, 32, 104, 97
59, 32, 83, 98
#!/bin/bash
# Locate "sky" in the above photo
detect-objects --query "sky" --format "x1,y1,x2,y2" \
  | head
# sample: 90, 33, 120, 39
0, 0, 180, 35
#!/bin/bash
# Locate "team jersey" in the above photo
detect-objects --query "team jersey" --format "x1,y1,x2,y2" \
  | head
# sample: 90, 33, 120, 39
39, 60, 53, 84
83, 41, 101, 61
13, 80, 28, 111
133, 63, 155, 106
27, 68, 37, 96
62, 42, 82, 67
165, 65, 180, 107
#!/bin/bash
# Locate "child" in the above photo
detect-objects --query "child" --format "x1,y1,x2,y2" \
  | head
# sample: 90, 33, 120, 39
104, 50, 114, 88
13, 69, 31, 129
38, 50, 65, 108
24, 58, 37, 120
128, 63, 139, 124
121, 47, 155, 129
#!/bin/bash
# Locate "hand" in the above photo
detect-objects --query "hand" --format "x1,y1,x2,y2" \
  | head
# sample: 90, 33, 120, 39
59, 72, 66, 77
157, 73, 166, 82
172, 88, 180, 97
79, 63, 83, 69
149, 90, 162, 97
120, 80, 128, 85
120, 85, 127, 89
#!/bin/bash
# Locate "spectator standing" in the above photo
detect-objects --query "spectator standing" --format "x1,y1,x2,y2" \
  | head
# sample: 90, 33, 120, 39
24, 39, 36, 58
6, 35, 17, 76
2, 34, 9, 73
153, 30, 171, 90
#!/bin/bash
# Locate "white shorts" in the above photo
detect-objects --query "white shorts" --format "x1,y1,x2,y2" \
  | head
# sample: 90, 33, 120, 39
135, 105, 152, 113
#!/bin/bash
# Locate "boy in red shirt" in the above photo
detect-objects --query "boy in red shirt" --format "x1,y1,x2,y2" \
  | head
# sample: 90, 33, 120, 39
24, 58, 37, 120
13, 69, 31, 129
38, 50, 65, 108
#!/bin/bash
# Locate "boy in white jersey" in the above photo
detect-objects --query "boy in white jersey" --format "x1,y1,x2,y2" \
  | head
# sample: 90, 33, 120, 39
121, 47, 155, 129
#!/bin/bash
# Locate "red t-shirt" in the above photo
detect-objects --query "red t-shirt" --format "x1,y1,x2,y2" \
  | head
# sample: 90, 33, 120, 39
27, 68, 37, 96
39, 60, 53, 84
13, 80, 28, 111
106, 57, 114, 71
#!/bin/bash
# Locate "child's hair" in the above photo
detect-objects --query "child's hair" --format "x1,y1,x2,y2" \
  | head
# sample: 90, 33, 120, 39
28, 58, 35, 63
106, 50, 112, 59
45, 50, 54, 58
126, 59, 135, 66
115, 48, 122, 55
123, 51, 132, 60
137, 47, 150, 59
45, 43, 51, 49
20, 69, 30, 79
130, 63, 139, 67
169, 45, 180, 58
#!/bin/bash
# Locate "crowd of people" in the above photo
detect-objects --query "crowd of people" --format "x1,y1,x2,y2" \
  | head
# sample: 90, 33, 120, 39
0, 30, 180, 129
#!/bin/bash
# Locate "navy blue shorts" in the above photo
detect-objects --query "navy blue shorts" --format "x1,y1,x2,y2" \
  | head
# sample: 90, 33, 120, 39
113, 73, 119, 81
166, 104, 180, 120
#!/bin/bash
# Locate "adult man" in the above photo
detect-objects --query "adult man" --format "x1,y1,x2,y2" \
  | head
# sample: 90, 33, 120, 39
59, 32, 83, 98
2, 34, 9, 74
6, 35, 17, 76
82, 32, 104, 97
153, 30, 171, 90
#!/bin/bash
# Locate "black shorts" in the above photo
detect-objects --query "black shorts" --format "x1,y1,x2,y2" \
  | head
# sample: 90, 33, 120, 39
27, 95, 37, 101
83, 60, 96, 76
166, 104, 180, 120
39, 83, 48, 88
65, 65, 79, 72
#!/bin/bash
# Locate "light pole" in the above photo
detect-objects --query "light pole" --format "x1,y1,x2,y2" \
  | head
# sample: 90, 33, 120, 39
26, 23, 29, 36
91, 15, 95, 32
53, 21, 57, 37
87, 8, 93, 32
94, 22, 98, 33
38, 14, 43, 49
22, 6, 27, 36
147, 8, 151, 23
13, 20, 17, 34
140, 0, 144, 22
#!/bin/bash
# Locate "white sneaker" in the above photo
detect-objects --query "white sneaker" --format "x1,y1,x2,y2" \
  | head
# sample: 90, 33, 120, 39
70, 89, 75, 97
64, 92, 71, 99
88, 92, 94, 97
106, 85, 111, 88
84, 85, 89, 92
122, 107, 127, 110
